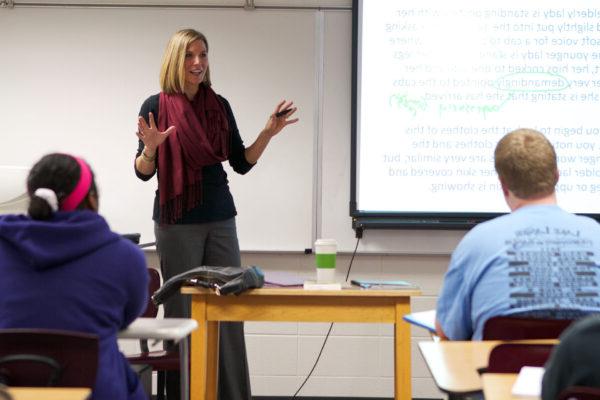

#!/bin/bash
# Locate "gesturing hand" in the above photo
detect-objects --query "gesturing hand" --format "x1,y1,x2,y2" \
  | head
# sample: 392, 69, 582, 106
263, 100, 299, 138
136, 112, 175, 152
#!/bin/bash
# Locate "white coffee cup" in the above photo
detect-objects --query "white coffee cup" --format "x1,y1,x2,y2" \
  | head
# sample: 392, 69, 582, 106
315, 238, 337, 283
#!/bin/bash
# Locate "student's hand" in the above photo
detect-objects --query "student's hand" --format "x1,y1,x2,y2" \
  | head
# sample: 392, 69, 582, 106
136, 112, 175, 153
435, 319, 449, 340
262, 100, 299, 138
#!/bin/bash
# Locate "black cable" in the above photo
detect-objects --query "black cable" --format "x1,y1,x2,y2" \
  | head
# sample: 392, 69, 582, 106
291, 322, 333, 398
291, 237, 361, 398
344, 237, 360, 282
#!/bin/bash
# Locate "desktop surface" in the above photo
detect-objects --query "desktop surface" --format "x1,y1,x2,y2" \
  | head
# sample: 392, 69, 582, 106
119, 317, 198, 341
7, 387, 91, 400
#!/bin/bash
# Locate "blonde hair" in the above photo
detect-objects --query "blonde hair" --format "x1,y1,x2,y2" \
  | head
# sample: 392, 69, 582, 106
159, 29, 211, 94
494, 128, 558, 199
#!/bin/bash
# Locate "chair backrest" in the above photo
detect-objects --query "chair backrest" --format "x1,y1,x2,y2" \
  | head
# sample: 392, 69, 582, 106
558, 386, 600, 400
140, 268, 161, 318
483, 316, 573, 340
137, 268, 162, 353
486, 343, 554, 373
121, 233, 141, 244
0, 329, 98, 387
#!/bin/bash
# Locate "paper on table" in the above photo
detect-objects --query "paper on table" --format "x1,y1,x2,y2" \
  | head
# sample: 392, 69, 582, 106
403, 310, 436, 333
512, 366, 545, 397
303, 281, 342, 290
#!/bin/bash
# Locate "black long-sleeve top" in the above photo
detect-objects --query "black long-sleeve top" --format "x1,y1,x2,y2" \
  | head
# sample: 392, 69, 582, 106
135, 93, 254, 224
542, 316, 600, 400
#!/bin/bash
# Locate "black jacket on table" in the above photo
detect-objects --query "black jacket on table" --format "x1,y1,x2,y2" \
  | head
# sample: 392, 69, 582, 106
135, 93, 254, 224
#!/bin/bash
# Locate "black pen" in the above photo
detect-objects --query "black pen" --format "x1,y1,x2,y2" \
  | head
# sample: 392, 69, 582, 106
275, 108, 292, 118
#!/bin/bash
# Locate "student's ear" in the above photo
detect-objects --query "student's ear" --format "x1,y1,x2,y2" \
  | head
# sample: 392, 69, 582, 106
499, 177, 510, 198
86, 192, 99, 212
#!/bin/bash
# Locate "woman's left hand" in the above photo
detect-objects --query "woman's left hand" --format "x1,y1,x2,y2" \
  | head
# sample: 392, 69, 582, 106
263, 100, 299, 138
245, 100, 300, 164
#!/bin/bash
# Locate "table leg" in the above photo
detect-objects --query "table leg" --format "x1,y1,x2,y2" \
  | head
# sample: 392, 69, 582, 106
191, 296, 208, 400
180, 336, 190, 400
206, 321, 219, 400
394, 299, 412, 400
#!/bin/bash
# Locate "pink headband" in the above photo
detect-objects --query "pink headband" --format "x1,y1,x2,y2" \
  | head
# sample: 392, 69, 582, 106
61, 156, 92, 211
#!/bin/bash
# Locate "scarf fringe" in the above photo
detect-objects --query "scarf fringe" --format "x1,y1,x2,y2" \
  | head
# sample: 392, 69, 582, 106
160, 184, 203, 224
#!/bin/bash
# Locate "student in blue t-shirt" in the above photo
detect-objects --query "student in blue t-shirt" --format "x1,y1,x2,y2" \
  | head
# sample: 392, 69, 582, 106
436, 128, 600, 340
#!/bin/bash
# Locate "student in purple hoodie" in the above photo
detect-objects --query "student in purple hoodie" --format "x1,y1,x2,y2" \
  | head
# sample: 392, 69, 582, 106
0, 153, 149, 400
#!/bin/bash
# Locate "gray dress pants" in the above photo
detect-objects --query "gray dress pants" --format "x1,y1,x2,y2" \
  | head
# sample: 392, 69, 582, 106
155, 218, 251, 400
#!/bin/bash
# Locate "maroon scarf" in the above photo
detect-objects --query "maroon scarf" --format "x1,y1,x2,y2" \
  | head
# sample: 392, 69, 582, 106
157, 85, 230, 223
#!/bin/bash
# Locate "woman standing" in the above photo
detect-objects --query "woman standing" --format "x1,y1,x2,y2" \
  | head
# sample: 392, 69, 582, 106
134, 28, 298, 399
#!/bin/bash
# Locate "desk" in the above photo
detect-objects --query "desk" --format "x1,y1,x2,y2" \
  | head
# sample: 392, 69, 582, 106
7, 387, 90, 400
482, 373, 541, 400
181, 286, 421, 400
119, 317, 198, 400
419, 340, 556, 397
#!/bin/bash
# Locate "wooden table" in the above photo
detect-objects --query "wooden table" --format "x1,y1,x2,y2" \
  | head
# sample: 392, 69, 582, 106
418, 340, 556, 398
482, 373, 541, 400
181, 286, 421, 400
7, 387, 90, 400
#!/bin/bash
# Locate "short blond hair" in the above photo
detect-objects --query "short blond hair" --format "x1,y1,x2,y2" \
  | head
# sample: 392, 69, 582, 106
494, 128, 558, 199
159, 29, 211, 94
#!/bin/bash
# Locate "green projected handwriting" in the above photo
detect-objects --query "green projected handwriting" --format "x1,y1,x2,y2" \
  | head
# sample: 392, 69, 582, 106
438, 94, 513, 119
388, 93, 428, 116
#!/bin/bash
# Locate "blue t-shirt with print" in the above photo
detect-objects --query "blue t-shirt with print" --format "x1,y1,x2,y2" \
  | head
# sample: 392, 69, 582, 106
436, 204, 600, 340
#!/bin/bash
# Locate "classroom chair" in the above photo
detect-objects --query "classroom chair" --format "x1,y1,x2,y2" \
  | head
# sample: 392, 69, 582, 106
484, 343, 554, 374
127, 268, 179, 400
558, 386, 600, 400
482, 316, 573, 340
0, 329, 98, 387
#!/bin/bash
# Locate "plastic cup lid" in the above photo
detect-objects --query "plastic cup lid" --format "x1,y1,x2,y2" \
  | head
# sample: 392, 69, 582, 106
315, 238, 337, 246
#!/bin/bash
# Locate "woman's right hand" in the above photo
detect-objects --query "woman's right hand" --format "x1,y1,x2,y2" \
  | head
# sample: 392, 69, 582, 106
136, 112, 175, 153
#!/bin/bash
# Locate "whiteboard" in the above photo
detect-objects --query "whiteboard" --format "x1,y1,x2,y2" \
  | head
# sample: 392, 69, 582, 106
0, 6, 315, 251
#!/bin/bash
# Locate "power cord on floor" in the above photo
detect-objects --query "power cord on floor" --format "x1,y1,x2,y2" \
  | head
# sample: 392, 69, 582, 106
291, 237, 361, 398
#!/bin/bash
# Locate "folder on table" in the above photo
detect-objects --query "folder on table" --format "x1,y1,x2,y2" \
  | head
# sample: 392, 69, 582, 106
350, 279, 418, 290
